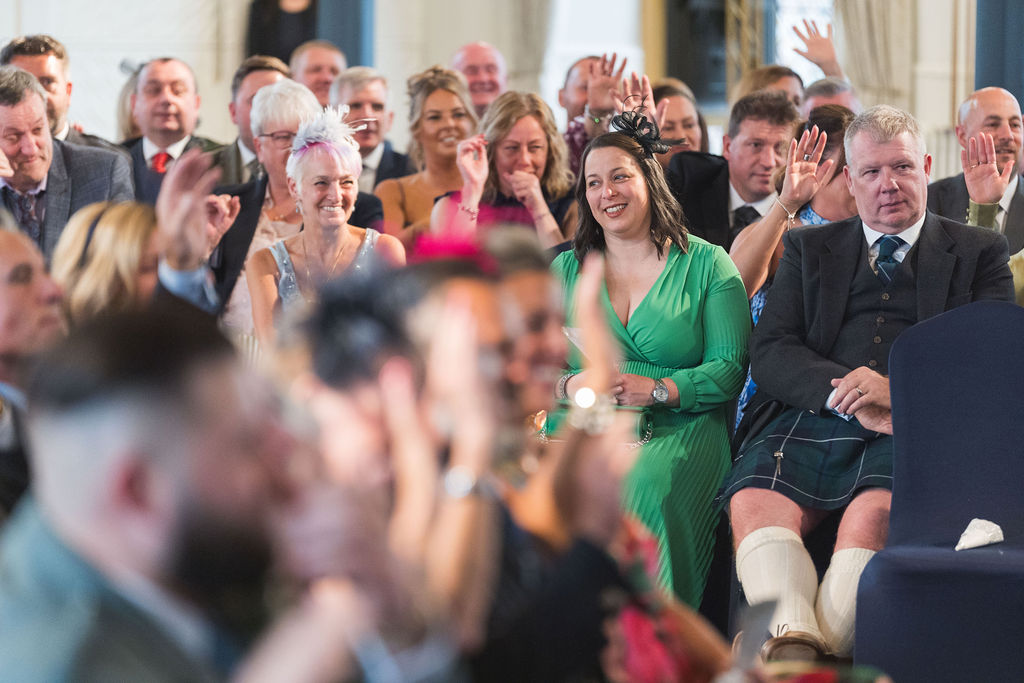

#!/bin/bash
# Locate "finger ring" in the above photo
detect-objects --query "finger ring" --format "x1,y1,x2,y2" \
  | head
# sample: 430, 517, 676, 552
855, 387, 865, 396
803, 154, 812, 161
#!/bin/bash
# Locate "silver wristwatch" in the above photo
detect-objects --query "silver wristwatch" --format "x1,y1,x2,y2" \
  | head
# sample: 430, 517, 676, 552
651, 378, 669, 405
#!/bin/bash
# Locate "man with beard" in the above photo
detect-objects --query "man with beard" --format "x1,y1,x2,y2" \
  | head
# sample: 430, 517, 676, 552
0, 308, 296, 680
330, 66, 414, 190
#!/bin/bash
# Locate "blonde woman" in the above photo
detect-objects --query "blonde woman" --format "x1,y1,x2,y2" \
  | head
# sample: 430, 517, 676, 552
374, 66, 477, 248
431, 91, 577, 249
51, 201, 159, 324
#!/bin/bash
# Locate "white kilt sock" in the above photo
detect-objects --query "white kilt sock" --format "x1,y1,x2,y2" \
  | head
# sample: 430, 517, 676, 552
735, 526, 822, 640
815, 547, 876, 656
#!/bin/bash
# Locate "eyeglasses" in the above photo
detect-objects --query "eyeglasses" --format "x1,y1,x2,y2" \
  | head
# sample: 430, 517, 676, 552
258, 131, 296, 149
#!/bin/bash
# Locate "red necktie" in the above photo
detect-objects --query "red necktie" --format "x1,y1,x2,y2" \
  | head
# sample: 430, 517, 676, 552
152, 151, 171, 174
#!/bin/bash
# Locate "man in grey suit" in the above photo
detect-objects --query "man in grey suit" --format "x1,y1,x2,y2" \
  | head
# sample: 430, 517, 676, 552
211, 55, 290, 186
124, 57, 221, 204
0, 34, 124, 154
927, 87, 1024, 253
721, 106, 1013, 661
0, 66, 133, 260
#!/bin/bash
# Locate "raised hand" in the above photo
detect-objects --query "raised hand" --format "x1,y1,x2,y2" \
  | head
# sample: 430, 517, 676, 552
572, 253, 619, 395
963, 132, 1015, 205
454, 134, 489, 196
154, 148, 221, 270
792, 19, 843, 78
779, 125, 834, 211
204, 193, 240, 258
586, 53, 628, 116
614, 72, 654, 116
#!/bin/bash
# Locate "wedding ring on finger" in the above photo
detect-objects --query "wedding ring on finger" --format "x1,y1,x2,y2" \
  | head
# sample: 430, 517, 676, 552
855, 387, 865, 396
803, 154, 812, 161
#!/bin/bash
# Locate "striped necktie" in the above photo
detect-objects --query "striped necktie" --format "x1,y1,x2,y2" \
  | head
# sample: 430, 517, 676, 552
874, 235, 905, 285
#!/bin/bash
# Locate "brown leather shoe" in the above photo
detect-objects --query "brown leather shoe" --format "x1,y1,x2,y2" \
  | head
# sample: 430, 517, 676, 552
760, 630, 827, 663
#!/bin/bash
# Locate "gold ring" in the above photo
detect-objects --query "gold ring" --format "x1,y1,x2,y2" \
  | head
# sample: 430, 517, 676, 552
855, 387, 865, 396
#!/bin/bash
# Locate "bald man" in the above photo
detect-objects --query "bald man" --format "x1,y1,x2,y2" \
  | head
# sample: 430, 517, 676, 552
451, 41, 507, 117
928, 86, 1024, 253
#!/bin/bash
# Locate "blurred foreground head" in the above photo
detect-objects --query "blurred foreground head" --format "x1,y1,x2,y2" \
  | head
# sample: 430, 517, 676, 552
28, 305, 296, 625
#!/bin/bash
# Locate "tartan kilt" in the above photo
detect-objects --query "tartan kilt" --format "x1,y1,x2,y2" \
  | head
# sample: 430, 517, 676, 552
716, 405, 893, 510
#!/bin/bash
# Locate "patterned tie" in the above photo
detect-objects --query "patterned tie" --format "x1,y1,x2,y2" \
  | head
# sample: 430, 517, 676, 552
151, 151, 171, 174
874, 235, 906, 285
732, 205, 761, 238
12, 192, 42, 246
246, 158, 263, 180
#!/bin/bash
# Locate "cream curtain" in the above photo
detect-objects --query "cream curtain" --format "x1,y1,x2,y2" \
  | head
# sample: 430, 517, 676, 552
835, 0, 916, 110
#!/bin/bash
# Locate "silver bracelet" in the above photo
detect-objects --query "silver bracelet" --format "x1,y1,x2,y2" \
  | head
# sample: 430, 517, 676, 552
556, 372, 577, 400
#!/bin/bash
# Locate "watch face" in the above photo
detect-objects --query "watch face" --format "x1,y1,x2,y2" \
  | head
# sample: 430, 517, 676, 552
653, 382, 669, 403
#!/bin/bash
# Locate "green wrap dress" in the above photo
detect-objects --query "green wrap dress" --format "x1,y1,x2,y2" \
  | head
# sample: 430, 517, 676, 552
551, 237, 750, 606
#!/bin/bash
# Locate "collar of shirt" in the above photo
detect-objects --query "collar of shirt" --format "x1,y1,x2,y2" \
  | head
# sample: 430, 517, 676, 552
359, 142, 384, 189
998, 172, 1019, 218
863, 212, 926, 263
0, 173, 47, 196
54, 122, 70, 142
728, 181, 776, 217
0, 382, 26, 412
237, 138, 257, 166
112, 568, 217, 664
143, 136, 191, 164
361, 141, 384, 172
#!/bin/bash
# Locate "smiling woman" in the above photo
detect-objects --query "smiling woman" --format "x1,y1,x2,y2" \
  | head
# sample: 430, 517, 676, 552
431, 91, 577, 249
374, 66, 478, 249
550, 111, 750, 606
246, 107, 405, 346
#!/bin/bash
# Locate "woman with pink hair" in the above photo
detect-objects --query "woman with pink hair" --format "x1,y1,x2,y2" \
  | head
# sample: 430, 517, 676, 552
247, 107, 405, 345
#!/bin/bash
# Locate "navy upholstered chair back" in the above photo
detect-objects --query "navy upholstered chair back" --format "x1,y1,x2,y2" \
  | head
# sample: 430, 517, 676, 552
888, 299, 1024, 547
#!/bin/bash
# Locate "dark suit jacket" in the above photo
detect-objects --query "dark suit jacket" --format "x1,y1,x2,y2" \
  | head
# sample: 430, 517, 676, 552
0, 501, 222, 681
125, 135, 223, 205
374, 140, 416, 188
37, 140, 134, 259
212, 176, 384, 309
750, 212, 1014, 413
665, 151, 732, 249
927, 172, 1024, 253
211, 139, 257, 187
63, 128, 129, 157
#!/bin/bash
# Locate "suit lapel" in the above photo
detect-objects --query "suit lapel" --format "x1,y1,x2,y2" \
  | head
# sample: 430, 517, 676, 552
817, 221, 861, 351
915, 212, 957, 320
42, 142, 70, 259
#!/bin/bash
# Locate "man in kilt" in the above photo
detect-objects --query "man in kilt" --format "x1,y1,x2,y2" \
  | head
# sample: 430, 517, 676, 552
719, 105, 1014, 660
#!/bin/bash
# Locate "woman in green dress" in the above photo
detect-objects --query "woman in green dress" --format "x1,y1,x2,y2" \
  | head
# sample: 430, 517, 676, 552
551, 111, 751, 606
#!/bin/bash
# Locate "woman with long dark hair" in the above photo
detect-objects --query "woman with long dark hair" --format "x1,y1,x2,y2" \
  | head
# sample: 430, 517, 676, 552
550, 110, 750, 606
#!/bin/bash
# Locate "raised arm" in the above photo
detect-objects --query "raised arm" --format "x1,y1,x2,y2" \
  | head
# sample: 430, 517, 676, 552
730, 126, 833, 297
792, 20, 845, 80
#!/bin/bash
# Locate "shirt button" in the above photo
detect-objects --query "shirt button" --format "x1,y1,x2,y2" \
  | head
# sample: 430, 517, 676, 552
869, 359, 878, 367
881, 293, 891, 301
876, 316, 885, 324
873, 336, 882, 343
